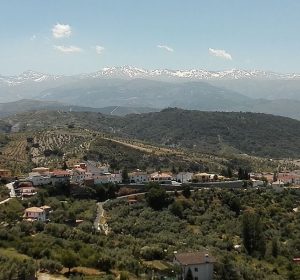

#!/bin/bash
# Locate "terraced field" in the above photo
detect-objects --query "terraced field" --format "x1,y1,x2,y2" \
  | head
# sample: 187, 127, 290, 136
29, 129, 96, 167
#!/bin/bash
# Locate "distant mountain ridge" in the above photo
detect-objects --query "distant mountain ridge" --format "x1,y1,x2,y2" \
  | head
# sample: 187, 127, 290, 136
1, 66, 300, 120
1, 66, 300, 86
0, 99, 158, 117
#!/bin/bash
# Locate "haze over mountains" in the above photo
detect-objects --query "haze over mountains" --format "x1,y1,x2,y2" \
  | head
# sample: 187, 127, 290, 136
2, 66, 300, 120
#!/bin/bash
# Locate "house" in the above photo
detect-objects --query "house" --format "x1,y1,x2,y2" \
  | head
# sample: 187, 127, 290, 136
94, 173, 122, 185
150, 172, 172, 182
71, 168, 92, 184
50, 170, 70, 185
24, 207, 46, 222
278, 172, 300, 185
85, 161, 110, 175
18, 186, 37, 197
0, 169, 12, 179
251, 179, 264, 187
176, 172, 193, 183
28, 172, 51, 186
129, 170, 150, 183
272, 180, 284, 192
192, 173, 211, 182
32, 167, 50, 175
174, 252, 215, 280
40, 205, 52, 215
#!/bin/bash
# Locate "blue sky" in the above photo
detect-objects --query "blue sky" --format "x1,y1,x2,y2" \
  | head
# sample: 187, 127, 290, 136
0, 0, 300, 75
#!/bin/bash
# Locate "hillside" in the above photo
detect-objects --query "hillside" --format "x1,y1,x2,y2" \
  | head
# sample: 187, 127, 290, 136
0, 99, 158, 117
3, 109, 300, 159
117, 108, 300, 158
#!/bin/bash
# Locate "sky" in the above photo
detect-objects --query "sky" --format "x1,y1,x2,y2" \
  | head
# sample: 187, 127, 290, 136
0, 0, 300, 75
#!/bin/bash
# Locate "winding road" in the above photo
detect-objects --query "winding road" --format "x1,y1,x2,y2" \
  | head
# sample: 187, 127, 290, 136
0, 182, 16, 205
94, 200, 110, 235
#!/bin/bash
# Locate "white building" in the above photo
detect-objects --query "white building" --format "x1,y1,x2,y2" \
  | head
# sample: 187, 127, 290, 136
28, 172, 51, 186
272, 180, 284, 193
174, 252, 215, 280
50, 170, 70, 185
86, 161, 110, 176
94, 173, 122, 185
251, 179, 264, 188
70, 168, 92, 184
176, 172, 193, 183
150, 172, 172, 182
24, 207, 46, 222
129, 171, 150, 184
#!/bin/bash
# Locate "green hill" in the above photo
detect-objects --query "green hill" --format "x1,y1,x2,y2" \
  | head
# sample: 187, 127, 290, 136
116, 108, 300, 158
3, 108, 300, 159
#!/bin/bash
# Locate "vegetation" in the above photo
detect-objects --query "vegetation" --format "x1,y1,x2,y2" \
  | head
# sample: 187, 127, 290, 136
1, 186, 298, 279
5, 108, 300, 159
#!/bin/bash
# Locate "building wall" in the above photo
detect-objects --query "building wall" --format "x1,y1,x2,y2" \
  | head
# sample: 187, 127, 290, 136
26, 211, 46, 221
0, 169, 12, 178
180, 263, 214, 280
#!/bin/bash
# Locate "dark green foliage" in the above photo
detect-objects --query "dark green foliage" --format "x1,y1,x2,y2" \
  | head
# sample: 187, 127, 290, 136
271, 238, 279, 258
238, 167, 250, 180
145, 184, 172, 210
242, 211, 266, 256
61, 250, 78, 272
182, 185, 191, 198
62, 161, 68, 170
169, 201, 184, 218
122, 168, 129, 183
39, 258, 63, 273
215, 255, 240, 280
0, 256, 36, 280
185, 268, 193, 280
140, 246, 164, 261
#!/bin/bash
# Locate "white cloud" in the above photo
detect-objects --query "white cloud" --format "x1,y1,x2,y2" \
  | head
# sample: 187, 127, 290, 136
157, 44, 174, 52
52, 23, 72, 39
30, 35, 36, 41
209, 48, 232, 60
54, 45, 82, 54
95, 45, 105, 54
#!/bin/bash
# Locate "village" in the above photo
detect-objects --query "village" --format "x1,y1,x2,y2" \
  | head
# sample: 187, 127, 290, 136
1, 161, 300, 280
1, 161, 300, 224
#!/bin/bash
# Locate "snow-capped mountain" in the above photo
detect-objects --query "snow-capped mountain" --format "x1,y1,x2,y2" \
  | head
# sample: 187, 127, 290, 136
1, 66, 300, 87
81, 66, 300, 81
0, 70, 63, 86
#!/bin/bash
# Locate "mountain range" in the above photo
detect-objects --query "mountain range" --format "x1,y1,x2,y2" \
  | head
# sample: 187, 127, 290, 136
1, 66, 300, 120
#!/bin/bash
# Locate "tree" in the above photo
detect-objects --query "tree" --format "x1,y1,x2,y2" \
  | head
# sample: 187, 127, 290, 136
40, 259, 63, 274
61, 250, 78, 273
122, 168, 129, 183
62, 161, 68, 170
185, 268, 193, 280
272, 238, 279, 258
242, 211, 265, 256
169, 201, 183, 218
182, 185, 191, 198
145, 184, 172, 210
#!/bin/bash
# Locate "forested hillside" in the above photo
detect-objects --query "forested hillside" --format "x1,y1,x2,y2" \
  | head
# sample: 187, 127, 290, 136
3, 108, 300, 158
116, 108, 300, 158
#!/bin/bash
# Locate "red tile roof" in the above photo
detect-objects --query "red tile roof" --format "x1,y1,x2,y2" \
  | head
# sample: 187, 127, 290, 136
175, 252, 216, 265
51, 170, 70, 176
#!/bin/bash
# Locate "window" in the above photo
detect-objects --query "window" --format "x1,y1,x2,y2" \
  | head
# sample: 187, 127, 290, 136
194, 277, 198, 280
194, 268, 198, 272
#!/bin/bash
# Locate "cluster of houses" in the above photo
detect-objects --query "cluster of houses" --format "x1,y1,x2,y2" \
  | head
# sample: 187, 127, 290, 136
250, 170, 300, 192
17, 162, 238, 188
4, 163, 300, 199
27, 162, 122, 187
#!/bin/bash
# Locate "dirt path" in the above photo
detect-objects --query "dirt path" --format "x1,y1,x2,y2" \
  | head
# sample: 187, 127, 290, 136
94, 200, 109, 235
